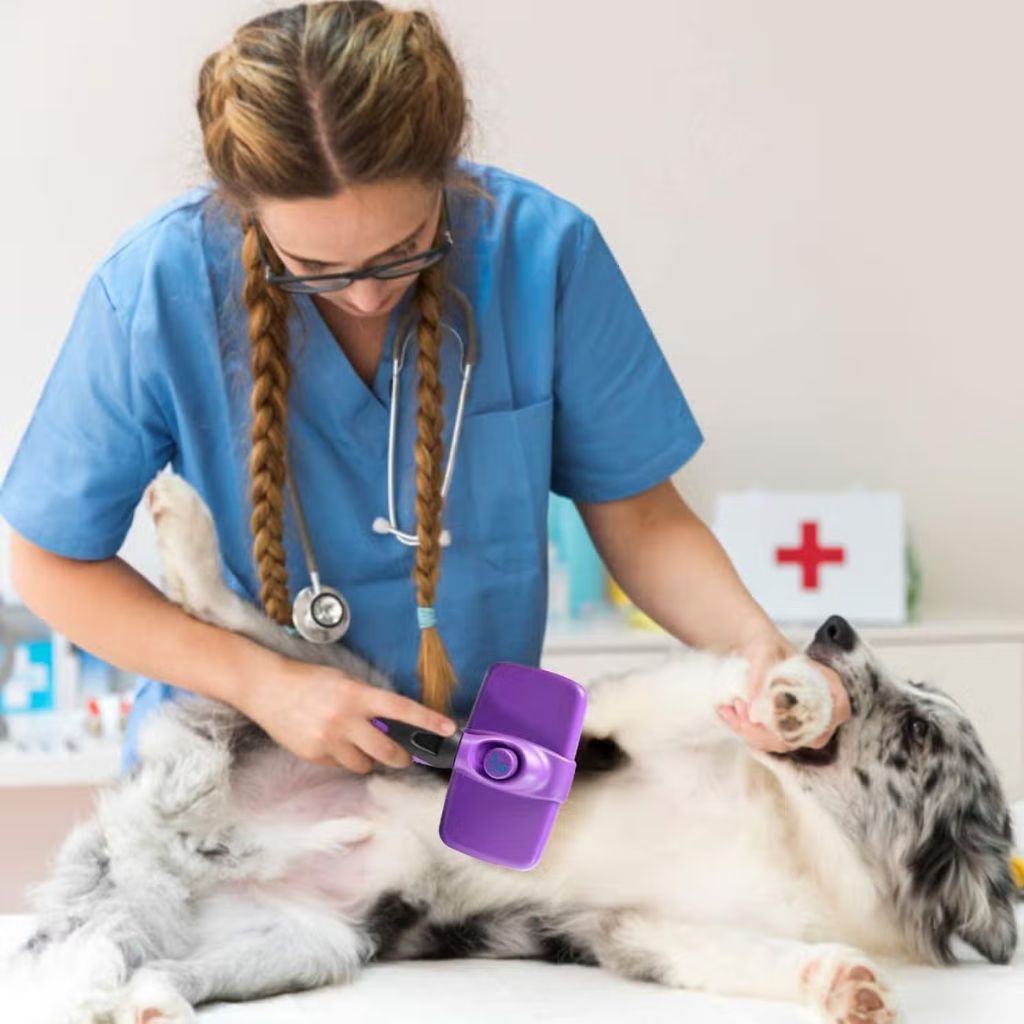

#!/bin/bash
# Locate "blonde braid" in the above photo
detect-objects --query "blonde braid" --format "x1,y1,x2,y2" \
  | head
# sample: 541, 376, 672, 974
240, 216, 294, 626
411, 256, 458, 713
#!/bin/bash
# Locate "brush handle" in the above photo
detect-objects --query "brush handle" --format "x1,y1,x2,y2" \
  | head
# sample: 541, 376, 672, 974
371, 717, 461, 770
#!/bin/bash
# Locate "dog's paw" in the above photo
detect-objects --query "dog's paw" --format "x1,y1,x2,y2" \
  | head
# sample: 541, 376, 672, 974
800, 946, 898, 1023
748, 655, 834, 748
0, 929, 129, 1024
144, 470, 224, 613
113, 967, 197, 1024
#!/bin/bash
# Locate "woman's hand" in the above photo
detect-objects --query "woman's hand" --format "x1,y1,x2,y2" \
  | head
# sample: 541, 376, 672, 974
235, 656, 458, 774
715, 634, 851, 753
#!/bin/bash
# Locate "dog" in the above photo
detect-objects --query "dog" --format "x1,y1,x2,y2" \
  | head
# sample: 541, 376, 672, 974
1, 469, 1017, 1024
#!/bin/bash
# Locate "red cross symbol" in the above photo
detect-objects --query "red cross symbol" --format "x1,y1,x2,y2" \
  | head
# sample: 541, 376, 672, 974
775, 521, 845, 590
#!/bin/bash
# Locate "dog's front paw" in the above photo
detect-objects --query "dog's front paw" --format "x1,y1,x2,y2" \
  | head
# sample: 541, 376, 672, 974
800, 946, 898, 1023
113, 967, 197, 1024
144, 470, 224, 614
748, 655, 834, 748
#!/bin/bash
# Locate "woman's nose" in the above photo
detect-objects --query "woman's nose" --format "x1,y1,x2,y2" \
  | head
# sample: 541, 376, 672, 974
343, 279, 392, 314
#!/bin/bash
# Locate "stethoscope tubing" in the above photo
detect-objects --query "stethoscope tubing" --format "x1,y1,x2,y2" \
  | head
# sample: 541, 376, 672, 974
381, 327, 474, 546
288, 298, 478, 642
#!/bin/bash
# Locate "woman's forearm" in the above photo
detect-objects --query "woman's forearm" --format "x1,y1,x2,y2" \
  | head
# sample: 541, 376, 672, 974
577, 480, 786, 654
7, 530, 283, 710
578, 480, 851, 751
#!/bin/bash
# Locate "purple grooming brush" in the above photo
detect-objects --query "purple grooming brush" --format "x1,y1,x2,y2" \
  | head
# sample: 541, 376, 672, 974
372, 662, 587, 870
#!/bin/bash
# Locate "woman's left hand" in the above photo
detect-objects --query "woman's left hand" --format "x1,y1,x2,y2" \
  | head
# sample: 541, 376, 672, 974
716, 634, 851, 754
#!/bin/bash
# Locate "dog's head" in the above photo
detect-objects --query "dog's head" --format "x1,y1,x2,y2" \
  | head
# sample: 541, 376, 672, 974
780, 615, 1018, 965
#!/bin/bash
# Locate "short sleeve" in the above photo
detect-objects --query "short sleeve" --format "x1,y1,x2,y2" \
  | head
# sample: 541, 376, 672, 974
0, 272, 175, 559
551, 215, 704, 502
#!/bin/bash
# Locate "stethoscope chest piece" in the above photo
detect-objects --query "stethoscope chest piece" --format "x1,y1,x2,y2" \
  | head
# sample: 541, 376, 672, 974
292, 583, 351, 643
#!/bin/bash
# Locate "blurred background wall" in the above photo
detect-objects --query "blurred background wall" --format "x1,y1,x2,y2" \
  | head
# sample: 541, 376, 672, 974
2, 0, 1022, 618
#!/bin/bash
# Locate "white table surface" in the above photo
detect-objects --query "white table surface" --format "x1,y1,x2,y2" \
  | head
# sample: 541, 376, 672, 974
1, 909, 1022, 1023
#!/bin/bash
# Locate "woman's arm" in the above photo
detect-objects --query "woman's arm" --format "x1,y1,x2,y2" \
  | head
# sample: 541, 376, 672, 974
577, 478, 777, 653
7, 528, 279, 708
576, 478, 851, 751
7, 529, 457, 770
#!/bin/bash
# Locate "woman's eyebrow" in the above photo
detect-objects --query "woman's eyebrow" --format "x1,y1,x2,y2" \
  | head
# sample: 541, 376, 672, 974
277, 215, 428, 267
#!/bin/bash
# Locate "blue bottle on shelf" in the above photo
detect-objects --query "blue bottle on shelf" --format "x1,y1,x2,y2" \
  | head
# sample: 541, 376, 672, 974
547, 494, 607, 620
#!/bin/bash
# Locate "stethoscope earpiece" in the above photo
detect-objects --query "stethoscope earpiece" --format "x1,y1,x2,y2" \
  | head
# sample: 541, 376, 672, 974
372, 517, 451, 547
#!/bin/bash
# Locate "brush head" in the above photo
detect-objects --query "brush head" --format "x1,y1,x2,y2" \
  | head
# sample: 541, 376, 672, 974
438, 662, 588, 870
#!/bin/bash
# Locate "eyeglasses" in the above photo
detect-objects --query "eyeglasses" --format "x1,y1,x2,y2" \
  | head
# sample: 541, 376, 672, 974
253, 188, 454, 294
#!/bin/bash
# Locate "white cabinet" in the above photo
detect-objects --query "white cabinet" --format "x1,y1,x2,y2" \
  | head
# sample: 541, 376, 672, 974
541, 616, 1024, 801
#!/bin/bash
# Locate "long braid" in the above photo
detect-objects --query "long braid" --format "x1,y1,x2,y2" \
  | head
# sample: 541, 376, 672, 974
411, 256, 458, 713
240, 217, 294, 626
196, 1, 495, 704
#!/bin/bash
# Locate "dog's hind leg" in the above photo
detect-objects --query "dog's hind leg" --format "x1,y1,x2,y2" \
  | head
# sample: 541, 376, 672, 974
577, 907, 898, 1022
113, 891, 375, 1013
143, 469, 301, 654
143, 469, 390, 686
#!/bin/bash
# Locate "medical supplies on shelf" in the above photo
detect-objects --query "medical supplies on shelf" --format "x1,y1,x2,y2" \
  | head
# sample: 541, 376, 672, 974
547, 494, 608, 621
0, 601, 135, 756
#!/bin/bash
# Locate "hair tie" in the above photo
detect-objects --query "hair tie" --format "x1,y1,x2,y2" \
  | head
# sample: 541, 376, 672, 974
417, 605, 437, 630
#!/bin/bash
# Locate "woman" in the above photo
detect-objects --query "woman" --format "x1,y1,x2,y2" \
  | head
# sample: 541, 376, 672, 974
0, 1, 848, 777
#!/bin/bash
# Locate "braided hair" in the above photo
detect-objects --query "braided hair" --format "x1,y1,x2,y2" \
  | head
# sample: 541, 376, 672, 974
196, 1, 493, 714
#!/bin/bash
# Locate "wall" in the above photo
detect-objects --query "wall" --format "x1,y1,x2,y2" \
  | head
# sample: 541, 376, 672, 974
2, 0, 1021, 617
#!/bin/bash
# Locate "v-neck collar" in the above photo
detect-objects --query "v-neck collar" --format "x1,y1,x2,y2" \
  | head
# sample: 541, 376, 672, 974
289, 288, 415, 459
306, 290, 412, 403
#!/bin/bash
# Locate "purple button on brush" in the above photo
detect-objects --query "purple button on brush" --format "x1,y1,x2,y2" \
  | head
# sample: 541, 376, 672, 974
483, 747, 518, 779
372, 662, 587, 870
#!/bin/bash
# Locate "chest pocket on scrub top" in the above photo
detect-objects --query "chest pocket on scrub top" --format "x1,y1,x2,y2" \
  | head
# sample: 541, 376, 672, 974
446, 396, 554, 574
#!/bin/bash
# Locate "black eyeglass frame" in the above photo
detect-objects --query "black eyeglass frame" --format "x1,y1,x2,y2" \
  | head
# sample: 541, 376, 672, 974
254, 187, 454, 294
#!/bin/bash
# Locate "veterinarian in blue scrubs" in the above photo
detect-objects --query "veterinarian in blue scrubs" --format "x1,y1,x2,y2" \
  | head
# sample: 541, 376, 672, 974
0, 4, 848, 778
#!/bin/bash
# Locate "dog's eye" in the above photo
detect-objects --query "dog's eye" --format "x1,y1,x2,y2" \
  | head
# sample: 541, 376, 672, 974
908, 717, 930, 744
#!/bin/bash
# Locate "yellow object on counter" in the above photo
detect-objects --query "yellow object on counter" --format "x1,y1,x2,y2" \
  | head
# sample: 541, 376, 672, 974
1011, 855, 1024, 890
607, 577, 664, 632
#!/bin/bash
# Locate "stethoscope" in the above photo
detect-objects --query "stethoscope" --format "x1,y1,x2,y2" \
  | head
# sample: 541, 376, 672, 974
288, 290, 478, 644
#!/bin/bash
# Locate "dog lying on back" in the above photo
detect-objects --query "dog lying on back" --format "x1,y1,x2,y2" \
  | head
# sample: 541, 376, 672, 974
2, 470, 1017, 1024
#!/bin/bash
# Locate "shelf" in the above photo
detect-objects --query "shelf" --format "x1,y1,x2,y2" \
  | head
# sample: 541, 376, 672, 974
544, 611, 1024, 652
0, 743, 121, 788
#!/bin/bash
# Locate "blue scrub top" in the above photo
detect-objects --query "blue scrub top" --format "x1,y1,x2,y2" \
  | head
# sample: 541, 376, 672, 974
0, 158, 703, 775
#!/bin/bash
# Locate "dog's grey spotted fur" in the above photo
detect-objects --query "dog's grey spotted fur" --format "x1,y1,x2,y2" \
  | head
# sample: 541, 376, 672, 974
795, 624, 1019, 966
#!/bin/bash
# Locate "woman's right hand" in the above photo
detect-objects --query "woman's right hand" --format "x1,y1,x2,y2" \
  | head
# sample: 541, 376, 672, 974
236, 657, 458, 774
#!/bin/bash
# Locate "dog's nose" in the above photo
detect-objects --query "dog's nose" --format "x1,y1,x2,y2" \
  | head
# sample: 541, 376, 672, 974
813, 615, 858, 653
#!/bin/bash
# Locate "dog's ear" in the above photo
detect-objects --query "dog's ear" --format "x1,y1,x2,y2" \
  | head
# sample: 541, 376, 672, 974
956, 886, 1017, 965
906, 808, 1018, 965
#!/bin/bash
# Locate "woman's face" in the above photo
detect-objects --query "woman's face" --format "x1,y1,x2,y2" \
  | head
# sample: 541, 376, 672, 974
253, 178, 443, 320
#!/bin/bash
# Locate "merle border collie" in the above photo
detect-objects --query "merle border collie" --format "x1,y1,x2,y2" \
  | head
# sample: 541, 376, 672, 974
2, 470, 1017, 1024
